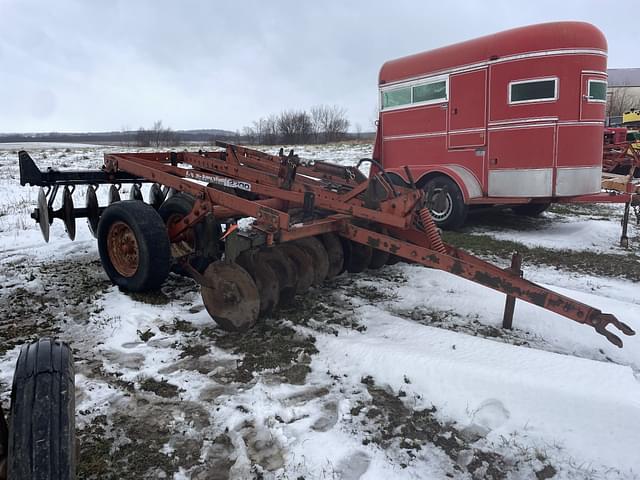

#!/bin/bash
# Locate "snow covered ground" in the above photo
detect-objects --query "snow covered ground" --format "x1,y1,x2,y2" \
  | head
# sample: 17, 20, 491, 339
1, 142, 639, 479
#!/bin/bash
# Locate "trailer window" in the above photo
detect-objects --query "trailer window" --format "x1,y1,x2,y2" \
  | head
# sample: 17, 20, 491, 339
509, 78, 557, 104
382, 87, 411, 109
412, 80, 447, 103
587, 80, 607, 102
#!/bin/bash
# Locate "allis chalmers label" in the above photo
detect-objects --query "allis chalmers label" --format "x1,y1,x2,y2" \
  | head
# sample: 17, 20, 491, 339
186, 171, 252, 191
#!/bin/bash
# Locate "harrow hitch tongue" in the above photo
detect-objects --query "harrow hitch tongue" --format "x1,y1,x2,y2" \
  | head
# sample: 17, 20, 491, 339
588, 312, 636, 348
18, 144, 637, 347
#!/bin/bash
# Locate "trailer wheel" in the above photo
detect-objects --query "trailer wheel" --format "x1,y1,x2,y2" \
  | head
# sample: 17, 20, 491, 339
512, 202, 550, 217
98, 200, 170, 291
158, 193, 221, 274
8, 338, 75, 480
423, 175, 468, 230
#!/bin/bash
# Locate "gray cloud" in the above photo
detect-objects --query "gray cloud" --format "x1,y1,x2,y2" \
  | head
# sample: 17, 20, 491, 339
0, 0, 633, 133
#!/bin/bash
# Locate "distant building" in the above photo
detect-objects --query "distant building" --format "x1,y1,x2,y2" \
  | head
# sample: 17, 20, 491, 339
606, 68, 640, 124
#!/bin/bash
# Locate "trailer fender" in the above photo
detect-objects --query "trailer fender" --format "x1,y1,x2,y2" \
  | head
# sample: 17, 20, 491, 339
384, 165, 482, 201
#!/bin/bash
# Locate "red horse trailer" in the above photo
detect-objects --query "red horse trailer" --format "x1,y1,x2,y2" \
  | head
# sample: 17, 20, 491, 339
373, 22, 613, 228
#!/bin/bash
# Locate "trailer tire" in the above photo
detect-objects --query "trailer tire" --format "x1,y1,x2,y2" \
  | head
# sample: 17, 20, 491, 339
423, 175, 468, 230
158, 193, 221, 274
98, 200, 170, 292
8, 338, 75, 480
512, 202, 550, 217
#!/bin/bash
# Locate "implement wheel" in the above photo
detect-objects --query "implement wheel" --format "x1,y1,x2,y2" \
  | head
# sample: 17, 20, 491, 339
201, 261, 260, 331
158, 193, 221, 274
8, 338, 75, 480
97, 200, 170, 292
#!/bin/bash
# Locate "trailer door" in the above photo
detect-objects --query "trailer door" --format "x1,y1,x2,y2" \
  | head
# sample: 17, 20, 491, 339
448, 69, 487, 148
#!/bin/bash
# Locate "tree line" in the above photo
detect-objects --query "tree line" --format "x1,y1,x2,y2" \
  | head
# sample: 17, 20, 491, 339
242, 105, 350, 145
134, 120, 179, 147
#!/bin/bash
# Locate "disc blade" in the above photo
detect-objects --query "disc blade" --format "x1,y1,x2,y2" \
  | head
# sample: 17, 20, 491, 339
295, 237, 329, 285
280, 243, 314, 294
149, 183, 165, 210
108, 185, 121, 204
129, 184, 143, 201
201, 261, 260, 331
320, 233, 344, 279
386, 254, 401, 265
37, 187, 50, 242
85, 186, 100, 238
342, 239, 371, 274
368, 227, 390, 269
257, 247, 298, 303
62, 186, 76, 241
236, 250, 280, 316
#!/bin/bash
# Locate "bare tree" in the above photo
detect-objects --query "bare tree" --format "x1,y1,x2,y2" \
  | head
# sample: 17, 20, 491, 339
310, 105, 349, 143
242, 105, 350, 145
278, 110, 313, 144
136, 127, 152, 147
607, 88, 640, 118
120, 125, 132, 147
135, 121, 178, 147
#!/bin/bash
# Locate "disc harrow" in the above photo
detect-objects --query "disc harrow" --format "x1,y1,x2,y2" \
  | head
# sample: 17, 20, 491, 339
18, 143, 636, 347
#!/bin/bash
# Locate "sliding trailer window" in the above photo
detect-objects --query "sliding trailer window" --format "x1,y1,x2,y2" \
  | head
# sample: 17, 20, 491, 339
381, 76, 448, 111
587, 79, 607, 102
509, 77, 558, 104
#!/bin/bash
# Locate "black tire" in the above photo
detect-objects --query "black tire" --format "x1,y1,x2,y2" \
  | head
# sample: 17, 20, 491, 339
97, 200, 170, 292
8, 338, 75, 480
158, 193, 221, 274
422, 175, 468, 230
512, 202, 550, 217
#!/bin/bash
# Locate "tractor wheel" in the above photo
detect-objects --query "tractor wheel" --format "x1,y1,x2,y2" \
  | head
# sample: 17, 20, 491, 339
423, 175, 468, 230
512, 202, 550, 217
8, 338, 75, 480
158, 193, 221, 274
97, 200, 170, 292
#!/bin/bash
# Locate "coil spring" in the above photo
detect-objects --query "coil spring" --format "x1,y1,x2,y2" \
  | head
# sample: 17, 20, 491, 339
419, 207, 446, 254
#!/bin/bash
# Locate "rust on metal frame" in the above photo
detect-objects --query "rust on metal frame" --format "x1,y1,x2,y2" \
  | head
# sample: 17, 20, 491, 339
340, 222, 635, 347
97, 143, 635, 347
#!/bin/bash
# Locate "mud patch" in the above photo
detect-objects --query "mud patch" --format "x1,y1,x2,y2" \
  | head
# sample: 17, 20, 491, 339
77, 398, 211, 479
391, 305, 532, 347
0, 255, 109, 354
206, 322, 318, 384
353, 377, 514, 479
139, 377, 183, 398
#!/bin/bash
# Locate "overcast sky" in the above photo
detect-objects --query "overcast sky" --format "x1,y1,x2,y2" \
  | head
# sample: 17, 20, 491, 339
0, 0, 635, 134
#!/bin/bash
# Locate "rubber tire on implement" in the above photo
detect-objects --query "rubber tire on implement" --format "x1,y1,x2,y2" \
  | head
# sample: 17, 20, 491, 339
319, 233, 344, 279
295, 237, 329, 285
512, 202, 550, 217
97, 200, 170, 292
236, 250, 280, 316
158, 193, 221, 274
201, 261, 260, 331
8, 338, 75, 480
423, 175, 468, 230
